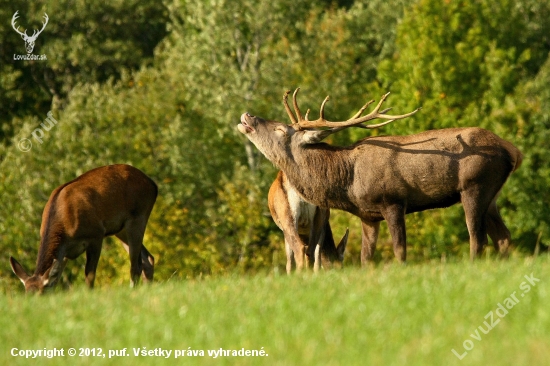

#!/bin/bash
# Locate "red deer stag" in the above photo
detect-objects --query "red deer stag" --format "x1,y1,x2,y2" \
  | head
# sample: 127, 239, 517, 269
269, 170, 348, 273
238, 89, 522, 263
9, 164, 157, 293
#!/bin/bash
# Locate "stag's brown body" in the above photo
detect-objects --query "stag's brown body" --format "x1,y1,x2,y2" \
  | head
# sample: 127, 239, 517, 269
239, 90, 522, 262
10, 164, 157, 293
268, 170, 348, 273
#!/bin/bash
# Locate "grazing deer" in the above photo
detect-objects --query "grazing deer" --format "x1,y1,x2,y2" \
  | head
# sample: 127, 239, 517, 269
9, 164, 157, 293
269, 170, 348, 273
238, 89, 522, 263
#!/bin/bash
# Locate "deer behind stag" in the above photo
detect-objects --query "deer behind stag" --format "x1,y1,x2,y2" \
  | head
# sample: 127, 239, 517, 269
269, 170, 348, 273
238, 89, 522, 263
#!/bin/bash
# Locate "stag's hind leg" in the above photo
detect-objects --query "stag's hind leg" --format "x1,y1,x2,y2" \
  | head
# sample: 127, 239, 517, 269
486, 199, 511, 257
461, 189, 492, 260
382, 205, 407, 263
361, 220, 380, 266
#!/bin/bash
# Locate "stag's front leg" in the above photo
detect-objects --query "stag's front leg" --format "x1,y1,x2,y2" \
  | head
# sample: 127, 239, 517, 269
361, 220, 380, 266
382, 205, 407, 263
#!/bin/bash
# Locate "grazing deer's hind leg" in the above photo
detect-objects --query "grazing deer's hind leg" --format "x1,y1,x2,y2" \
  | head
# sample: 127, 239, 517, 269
116, 227, 155, 283
116, 219, 148, 287
139, 246, 155, 282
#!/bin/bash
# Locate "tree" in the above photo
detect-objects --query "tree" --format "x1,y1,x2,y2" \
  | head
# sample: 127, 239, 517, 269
0, 0, 168, 147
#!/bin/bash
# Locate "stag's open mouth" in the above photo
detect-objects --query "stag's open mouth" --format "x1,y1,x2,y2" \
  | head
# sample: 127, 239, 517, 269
238, 113, 255, 134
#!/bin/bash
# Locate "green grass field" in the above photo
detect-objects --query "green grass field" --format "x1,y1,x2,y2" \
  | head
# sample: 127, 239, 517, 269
1, 256, 549, 365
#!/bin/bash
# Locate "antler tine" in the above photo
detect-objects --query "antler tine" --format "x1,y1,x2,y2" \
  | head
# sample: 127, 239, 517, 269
319, 96, 330, 120
283, 90, 298, 124
351, 99, 375, 119
369, 92, 391, 115
292, 88, 305, 122
353, 119, 398, 130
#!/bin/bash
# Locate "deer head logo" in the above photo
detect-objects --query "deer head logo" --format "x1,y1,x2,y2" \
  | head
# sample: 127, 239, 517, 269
12, 11, 49, 54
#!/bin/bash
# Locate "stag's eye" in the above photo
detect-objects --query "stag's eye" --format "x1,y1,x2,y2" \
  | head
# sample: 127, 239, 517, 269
274, 126, 288, 136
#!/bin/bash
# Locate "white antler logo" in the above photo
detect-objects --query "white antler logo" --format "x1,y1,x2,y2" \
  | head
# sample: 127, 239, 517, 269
12, 11, 49, 54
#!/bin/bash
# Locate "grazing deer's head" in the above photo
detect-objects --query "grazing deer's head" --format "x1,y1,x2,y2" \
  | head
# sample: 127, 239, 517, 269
9, 257, 63, 294
12, 11, 49, 54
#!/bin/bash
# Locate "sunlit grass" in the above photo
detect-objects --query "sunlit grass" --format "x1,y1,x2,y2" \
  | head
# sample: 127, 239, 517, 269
1, 256, 549, 365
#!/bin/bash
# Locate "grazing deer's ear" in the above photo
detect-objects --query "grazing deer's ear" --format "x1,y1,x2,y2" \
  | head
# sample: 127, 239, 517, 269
337, 228, 349, 261
42, 259, 62, 287
302, 130, 333, 144
10, 257, 30, 284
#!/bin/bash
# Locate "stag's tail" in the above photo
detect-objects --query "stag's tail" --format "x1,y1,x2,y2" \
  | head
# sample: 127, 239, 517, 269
502, 139, 523, 173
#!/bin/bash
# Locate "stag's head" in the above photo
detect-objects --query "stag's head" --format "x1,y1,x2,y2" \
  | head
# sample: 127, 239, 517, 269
12, 11, 49, 54
9, 256, 62, 294
238, 88, 420, 168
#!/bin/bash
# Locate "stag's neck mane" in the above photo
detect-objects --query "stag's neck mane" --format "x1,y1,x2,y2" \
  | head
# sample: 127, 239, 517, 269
279, 143, 354, 210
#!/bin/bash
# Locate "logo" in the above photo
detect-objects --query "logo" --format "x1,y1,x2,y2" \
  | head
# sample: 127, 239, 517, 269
12, 11, 48, 60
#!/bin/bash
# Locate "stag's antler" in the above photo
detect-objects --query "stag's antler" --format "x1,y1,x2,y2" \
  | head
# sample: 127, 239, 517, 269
283, 88, 421, 131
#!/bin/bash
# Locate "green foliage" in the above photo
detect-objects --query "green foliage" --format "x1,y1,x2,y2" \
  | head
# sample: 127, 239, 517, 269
1, 258, 549, 365
1, 0, 550, 290
0, 0, 167, 145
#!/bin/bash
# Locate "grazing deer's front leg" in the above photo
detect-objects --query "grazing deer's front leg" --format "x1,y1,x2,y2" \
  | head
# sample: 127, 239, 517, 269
361, 220, 380, 266
383, 205, 407, 263
85, 239, 103, 288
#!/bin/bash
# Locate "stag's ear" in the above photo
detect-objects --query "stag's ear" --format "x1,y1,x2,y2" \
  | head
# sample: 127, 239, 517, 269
42, 259, 62, 287
302, 130, 333, 144
10, 257, 30, 284
337, 228, 349, 261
